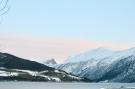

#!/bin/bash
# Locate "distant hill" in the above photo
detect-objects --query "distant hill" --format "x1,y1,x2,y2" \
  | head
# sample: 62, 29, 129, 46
0, 53, 54, 71
0, 52, 91, 82
43, 58, 57, 67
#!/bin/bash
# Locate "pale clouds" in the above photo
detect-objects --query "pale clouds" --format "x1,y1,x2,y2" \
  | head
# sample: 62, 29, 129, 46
0, 35, 134, 63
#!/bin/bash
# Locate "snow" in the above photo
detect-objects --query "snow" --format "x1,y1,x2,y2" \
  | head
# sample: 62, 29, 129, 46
38, 74, 61, 82
0, 68, 81, 82
56, 47, 135, 81
39, 70, 49, 73
0, 70, 19, 77
51, 77, 61, 82
0, 70, 8, 77
100, 47, 135, 65
43, 58, 57, 67
0, 73, 8, 77
37, 75, 51, 80
10, 73, 19, 76
64, 48, 115, 63
68, 74, 81, 80
54, 70, 60, 73
64, 47, 135, 64
12, 69, 38, 76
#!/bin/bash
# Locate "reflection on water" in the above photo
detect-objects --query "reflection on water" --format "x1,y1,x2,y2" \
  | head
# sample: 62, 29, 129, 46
0, 82, 135, 89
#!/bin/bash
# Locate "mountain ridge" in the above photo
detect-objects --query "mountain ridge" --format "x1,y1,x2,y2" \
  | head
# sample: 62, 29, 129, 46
0, 52, 91, 82
56, 47, 135, 83
64, 47, 115, 63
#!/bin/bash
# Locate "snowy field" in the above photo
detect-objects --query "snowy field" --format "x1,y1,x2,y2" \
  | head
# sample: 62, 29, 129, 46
0, 82, 135, 89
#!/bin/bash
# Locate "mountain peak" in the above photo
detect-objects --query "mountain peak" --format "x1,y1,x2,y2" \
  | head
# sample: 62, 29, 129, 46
64, 47, 114, 63
87, 47, 114, 54
44, 58, 57, 66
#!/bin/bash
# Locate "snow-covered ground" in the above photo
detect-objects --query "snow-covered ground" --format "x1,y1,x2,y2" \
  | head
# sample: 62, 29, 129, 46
0, 70, 18, 77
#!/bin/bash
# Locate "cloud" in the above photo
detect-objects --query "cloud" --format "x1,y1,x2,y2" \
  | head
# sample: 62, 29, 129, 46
0, 35, 134, 63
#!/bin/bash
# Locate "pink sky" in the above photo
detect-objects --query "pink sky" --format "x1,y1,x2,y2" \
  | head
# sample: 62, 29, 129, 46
0, 35, 134, 63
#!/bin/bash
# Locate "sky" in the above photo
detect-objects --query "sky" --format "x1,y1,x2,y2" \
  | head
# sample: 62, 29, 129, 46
0, 0, 135, 63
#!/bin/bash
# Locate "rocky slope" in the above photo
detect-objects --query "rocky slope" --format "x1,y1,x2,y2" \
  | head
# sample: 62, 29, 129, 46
0, 52, 91, 82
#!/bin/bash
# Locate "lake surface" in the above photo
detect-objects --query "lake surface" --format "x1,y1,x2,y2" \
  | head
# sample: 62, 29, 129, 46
0, 82, 135, 89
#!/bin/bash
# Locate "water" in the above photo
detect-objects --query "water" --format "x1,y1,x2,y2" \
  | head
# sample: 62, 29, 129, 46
0, 82, 135, 89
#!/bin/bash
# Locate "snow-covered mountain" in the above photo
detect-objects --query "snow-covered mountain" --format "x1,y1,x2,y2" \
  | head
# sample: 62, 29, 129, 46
56, 47, 135, 82
43, 58, 57, 67
64, 48, 115, 63
0, 52, 91, 82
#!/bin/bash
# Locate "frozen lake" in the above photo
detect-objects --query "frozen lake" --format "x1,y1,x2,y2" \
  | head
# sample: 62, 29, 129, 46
0, 82, 135, 89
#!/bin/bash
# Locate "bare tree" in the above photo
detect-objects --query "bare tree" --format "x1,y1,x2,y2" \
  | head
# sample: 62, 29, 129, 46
0, 0, 9, 16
